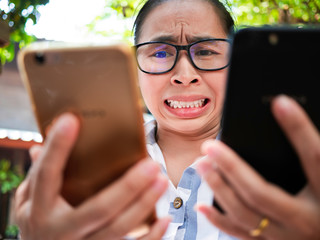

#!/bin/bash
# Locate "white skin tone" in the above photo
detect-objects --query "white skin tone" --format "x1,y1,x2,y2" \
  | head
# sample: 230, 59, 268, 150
14, 0, 320, 239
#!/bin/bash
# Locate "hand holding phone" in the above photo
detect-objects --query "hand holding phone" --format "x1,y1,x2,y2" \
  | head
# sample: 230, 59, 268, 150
220, 27, 320, 194
196, 94, 320, 240
206, 26, 320, 214
16, 41, 166, 237
14, 112, 169, 240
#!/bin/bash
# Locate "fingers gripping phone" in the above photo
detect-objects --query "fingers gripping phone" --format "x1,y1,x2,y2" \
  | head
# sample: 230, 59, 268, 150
18, 42, 148, 208
217, 27, 320, 211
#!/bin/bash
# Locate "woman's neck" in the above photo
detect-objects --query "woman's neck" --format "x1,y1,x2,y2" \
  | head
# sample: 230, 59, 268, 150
156, 126, 219, 187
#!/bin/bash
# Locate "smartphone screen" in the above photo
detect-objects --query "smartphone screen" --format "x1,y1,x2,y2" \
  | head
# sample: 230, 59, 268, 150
220, 27, 320, 195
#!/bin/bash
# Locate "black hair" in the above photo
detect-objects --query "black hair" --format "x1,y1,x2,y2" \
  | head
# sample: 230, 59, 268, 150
133, 0, 235, 44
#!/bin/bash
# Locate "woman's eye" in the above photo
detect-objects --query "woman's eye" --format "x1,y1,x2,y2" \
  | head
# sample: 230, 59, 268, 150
154, 51, 169, 58
196, 49, 216, 56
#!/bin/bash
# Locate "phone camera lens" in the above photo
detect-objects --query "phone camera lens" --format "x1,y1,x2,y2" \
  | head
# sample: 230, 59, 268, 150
269, 33, 278, 46
35, 52, 45, 64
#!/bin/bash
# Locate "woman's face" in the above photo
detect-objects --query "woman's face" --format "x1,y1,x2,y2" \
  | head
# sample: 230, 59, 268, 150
138, 0, 229, 137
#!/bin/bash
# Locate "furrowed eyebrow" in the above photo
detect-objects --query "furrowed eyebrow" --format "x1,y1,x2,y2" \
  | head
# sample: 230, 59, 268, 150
149, 35, 178, 42
187, 36, 217, 43
149, 35, 216, 44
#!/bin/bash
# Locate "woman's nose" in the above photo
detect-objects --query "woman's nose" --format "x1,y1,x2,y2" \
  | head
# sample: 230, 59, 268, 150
170, 53, 201, 86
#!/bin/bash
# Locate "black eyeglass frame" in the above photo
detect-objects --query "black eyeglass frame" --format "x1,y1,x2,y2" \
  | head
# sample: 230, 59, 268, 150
134, 38, 231, 75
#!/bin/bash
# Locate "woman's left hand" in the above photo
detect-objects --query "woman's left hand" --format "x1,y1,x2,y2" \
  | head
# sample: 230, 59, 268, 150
196, 95, 320, 240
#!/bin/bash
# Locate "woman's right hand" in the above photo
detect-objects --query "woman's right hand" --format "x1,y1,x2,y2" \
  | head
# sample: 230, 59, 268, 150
14, 113, 170, 240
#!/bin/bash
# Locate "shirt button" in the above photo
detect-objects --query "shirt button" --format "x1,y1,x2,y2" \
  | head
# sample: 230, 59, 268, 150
173, 197, 183, 209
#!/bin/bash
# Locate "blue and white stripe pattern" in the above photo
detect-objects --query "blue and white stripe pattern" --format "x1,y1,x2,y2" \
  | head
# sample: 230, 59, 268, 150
145, 120, 239, 240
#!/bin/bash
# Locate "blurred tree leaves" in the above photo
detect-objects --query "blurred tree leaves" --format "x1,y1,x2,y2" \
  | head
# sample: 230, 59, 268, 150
0, 0, 49, 68
0, 159, 24, 194
230, 0, 320, 26
88, 0, 320, 43
108, 0, 140, 17
86, 0, 144, 44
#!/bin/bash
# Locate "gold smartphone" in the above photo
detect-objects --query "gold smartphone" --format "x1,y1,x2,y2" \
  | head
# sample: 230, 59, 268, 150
17, 42, 149, 209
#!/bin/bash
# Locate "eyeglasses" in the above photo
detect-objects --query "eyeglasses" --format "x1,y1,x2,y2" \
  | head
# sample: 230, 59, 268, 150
134, 38, 231, 74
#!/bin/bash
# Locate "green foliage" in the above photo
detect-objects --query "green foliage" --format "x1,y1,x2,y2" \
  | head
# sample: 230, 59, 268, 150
0, 0, 49, 65
86, 0, 145, 44
0, 159, 24, 194
5, 224, 19, 238
87, 0, 320, 43
108, 0, 141, 17
231, 0, 320, 26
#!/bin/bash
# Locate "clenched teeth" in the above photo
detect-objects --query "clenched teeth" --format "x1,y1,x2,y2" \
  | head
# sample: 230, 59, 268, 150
167, 99, 206, 109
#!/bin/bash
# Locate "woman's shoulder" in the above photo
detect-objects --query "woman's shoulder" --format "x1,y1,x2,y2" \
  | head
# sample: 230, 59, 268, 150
143, 114, 157, 144
143, 113, 155, 123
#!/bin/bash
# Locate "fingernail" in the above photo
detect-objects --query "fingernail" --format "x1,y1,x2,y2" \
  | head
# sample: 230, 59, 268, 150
207, 141, 222, 158
196, 159, 212, 176
273, 95, 295, 119
159, 216, 172, 231
275, 95, 292, 110
152, 175, 168, 192
194, 203, 210, 217
56, 113, 77, 134
139, 161, 160, 177
193, 203, 201, 211
201, 139, 215, 155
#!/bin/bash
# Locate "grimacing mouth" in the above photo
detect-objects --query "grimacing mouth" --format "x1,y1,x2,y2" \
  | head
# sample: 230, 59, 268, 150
165, 98, 209, 109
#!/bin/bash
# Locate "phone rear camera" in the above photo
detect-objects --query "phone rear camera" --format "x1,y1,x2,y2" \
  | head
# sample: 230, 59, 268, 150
269, 33, 278, 46
35, 52, 45, 64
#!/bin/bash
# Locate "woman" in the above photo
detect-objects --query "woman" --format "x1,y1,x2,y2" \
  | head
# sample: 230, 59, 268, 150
14, 0, 320, 239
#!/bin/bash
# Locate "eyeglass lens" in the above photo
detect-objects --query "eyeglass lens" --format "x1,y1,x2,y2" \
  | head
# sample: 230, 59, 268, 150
136, 40, 230, 74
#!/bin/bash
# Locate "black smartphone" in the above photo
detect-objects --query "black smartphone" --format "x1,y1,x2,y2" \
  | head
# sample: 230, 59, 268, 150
216, 26, 320, 211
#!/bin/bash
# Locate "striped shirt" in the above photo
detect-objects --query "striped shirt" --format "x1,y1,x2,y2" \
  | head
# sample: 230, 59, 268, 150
145, 120, 239, 240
